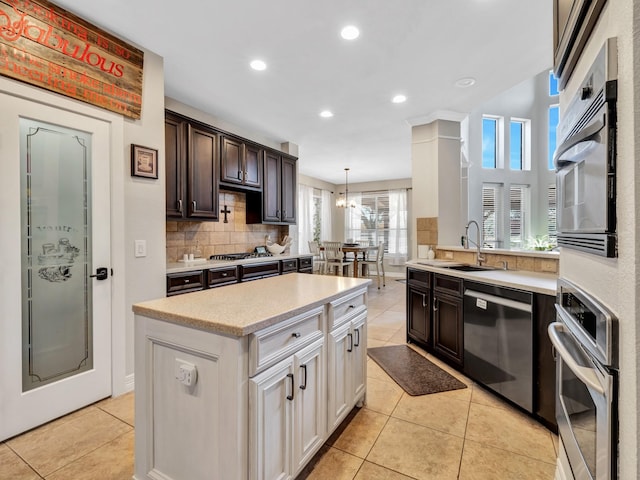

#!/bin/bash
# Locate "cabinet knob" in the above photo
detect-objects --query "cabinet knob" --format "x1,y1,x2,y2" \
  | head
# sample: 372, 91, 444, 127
184, 279, 190, 283
192, 200, 197, 211
221, 272, 228, 277
177, 199, 183, 213
237, 170, 242, 180
291, 332, 301, 338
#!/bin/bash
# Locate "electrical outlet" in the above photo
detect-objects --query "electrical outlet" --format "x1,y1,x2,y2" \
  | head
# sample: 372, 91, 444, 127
175, 359, 197, 387
134, 239, 146, 258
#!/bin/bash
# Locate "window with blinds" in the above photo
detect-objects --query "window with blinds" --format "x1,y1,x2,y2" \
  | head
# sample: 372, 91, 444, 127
509, 185, 529, 248
548, 184, 557, 241
482, 184, 502, 248
346, 190, 408, 256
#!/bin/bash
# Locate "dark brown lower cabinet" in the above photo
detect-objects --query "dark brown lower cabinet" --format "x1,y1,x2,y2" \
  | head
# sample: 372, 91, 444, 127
406, 268, 431, 347
433, 291, 463, 367
534, 293, 558, 432
432, 274, 463, 367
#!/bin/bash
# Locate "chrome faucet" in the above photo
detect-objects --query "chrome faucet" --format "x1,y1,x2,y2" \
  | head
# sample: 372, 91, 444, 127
464, 220, 486, 266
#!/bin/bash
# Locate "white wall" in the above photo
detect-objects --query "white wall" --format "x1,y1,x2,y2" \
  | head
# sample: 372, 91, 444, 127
121, 51, 167, 390
557, 1, 638, 478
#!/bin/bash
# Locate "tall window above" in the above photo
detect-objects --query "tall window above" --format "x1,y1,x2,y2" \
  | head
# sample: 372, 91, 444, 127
481, 183, 503, 248
549, 70, 560, 96
482, 117, 498, 168
509, 119, 532, 171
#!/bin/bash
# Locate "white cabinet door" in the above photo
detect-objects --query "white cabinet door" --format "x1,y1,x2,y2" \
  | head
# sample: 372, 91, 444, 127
293, 338, 326, 475
250, 357, 294, 480
351, 315, 367, 403
327, 321, 352, 432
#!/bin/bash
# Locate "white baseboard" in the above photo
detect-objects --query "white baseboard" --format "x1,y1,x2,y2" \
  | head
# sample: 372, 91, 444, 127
124, 373, 135, 392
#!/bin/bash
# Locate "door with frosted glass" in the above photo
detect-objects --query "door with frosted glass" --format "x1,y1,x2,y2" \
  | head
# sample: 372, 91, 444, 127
0, 94, 112, 441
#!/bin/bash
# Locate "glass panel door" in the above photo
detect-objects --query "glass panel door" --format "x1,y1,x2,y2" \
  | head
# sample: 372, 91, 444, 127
20, 119, 93, 391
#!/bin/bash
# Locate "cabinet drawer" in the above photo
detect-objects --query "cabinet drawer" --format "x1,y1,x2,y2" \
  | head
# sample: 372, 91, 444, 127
433, 274, 463, 297
166, 271, 205, 296
328, 289, 367, 330
241, 261, 280, 281
298, 256, 313, 270
249, 306, 325, 376
207, 266, 238, 287
280, 259, 298, 274
407, 268, 430, 288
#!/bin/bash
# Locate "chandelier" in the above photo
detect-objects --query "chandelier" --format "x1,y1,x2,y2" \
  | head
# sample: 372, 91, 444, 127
336, 168, 356, 208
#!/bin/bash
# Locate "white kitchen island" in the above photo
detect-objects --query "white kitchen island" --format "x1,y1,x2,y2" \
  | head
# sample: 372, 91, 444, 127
132, 273, 371, 480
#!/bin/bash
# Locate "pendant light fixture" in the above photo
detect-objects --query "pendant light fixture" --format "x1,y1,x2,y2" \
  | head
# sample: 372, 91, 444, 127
336, 168, 356, 208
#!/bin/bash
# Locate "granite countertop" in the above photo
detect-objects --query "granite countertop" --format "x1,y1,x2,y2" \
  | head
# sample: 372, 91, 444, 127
166, 253, 312, 274
406, 259, 557, 296
133, 273, 371, 336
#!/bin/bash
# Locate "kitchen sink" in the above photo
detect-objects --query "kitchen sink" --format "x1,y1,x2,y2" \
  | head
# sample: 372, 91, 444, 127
443, 264, 497, 272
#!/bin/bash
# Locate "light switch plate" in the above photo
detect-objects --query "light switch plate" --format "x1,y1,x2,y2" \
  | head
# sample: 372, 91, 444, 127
134, 239, 146, 257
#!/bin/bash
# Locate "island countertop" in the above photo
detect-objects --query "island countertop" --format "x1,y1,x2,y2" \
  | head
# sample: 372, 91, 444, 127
132, 273, 371, 336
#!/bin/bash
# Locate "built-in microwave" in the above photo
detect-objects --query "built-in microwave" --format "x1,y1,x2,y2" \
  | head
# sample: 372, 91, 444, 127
554, 38, 617, 257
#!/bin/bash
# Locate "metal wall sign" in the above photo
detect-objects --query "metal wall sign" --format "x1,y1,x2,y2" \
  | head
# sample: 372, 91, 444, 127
0, 0, 144, 119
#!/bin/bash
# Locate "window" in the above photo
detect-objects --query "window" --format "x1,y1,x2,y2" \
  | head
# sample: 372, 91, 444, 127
510, 118, 531, 170
312, 191, 322, 242
509, 185, 529, 248
482, 117, 498, 168
298, 185, 332, 252
481, 183, 502, 248
548, 184, 557, 242
549, 70, 560, 96
548, 105, 559, 170
346, 189, 408, 264
510, 120, 523, 170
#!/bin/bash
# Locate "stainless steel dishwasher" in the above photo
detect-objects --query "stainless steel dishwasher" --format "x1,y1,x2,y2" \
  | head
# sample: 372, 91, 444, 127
463, 281, 533, 412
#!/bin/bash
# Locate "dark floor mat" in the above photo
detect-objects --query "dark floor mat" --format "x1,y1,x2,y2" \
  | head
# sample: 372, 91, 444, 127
367, 345, 467, 396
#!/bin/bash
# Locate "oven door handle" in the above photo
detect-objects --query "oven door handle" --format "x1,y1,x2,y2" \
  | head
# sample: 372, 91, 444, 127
553, 115, 605, 169
548, 322, 605, 395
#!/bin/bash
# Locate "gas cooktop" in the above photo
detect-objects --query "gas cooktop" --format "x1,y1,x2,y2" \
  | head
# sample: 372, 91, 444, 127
209, 252, 274, 261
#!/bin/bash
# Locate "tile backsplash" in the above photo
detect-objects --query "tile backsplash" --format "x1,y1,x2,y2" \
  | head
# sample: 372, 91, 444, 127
166, 190, 289, 263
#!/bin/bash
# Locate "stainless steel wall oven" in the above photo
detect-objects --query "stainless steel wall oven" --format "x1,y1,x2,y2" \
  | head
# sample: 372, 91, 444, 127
548, 278, 618, 480
554, 38, 617, 257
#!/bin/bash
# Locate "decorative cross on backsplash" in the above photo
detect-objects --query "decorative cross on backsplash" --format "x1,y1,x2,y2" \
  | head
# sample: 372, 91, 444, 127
220, 205, 231, 223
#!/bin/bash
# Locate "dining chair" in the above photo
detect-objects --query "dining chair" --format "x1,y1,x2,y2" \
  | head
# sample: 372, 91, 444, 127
323, 241, 353, 277
360, 241, 386, 288
308, 240, 325, 274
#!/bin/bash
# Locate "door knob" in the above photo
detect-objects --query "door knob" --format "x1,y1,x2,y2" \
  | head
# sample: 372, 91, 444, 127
90, 267, 109, 280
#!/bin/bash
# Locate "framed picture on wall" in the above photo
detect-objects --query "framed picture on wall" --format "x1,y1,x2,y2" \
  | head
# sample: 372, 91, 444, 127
131, 144, 158, 179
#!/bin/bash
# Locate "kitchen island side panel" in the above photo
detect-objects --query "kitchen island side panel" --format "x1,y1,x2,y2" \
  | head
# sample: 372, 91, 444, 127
134, 315, 248, 480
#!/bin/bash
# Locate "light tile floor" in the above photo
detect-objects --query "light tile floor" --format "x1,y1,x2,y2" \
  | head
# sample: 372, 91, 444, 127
0, 278, 558, 480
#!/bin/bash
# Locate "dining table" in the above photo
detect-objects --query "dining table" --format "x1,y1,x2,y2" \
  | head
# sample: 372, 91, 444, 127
340, 244, 378, 278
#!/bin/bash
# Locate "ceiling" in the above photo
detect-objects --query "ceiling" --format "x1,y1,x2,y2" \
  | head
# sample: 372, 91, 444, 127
53, 0, 553, 185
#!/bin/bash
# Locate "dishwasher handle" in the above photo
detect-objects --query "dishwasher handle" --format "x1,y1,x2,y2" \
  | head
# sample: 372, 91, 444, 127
464, 289, 532, 313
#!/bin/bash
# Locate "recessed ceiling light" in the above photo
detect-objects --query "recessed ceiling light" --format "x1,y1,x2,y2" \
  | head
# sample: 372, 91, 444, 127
250, 59, 267, 71
392, 94, 407, 104
340, 25, 360, 40
455, 77, 476, 88
319, 110, 334, 118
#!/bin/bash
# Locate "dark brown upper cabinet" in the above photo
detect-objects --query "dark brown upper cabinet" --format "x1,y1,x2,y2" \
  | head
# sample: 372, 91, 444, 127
165, 111, 219, 221
220, 135, 263, 190
253, 150, 296, 224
